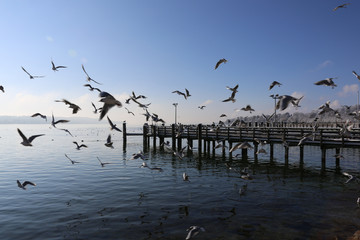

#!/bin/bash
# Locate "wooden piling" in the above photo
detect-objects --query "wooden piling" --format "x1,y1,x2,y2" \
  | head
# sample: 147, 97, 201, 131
335, 148, 340, 169
143, 124, 148, 150
270, 143, 274, 161
197, 124, 202, 155
123, 122, 127, 150
171, 124, 176, 150
321, 147, 326, 170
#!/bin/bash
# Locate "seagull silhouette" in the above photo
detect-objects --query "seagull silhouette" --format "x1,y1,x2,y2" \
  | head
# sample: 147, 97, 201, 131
0, 85, 4, 93
51, 60, 67, 71
82, 64, 102, 84
55, 99, 81, 114
17, 180, 36, 190
333, 3, 350, 11
97, 157, 111, 167
73, 141, 87, 150
84, 84, 101, 92
21, 66, 45, 79
185, 226, 205, 240
107, 116, 122, 132
125, 107, 135, 116
105, 134, 114, 148
269, 81, 282, 90
51, 113, 70, 128
31, 113, 47, 121
98, 91, 122, 120
353, 71, 360, 81
65, 154, 80, 164
215, 58, 227, 69
17, 128, 44, 147
314, 78, 337, 88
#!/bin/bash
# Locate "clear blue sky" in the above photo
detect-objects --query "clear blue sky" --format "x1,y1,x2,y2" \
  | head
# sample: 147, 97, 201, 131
0, 0, 359, 126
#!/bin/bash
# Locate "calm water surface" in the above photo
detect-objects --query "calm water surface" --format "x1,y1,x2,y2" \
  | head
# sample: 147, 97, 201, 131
1, 124, 360, 240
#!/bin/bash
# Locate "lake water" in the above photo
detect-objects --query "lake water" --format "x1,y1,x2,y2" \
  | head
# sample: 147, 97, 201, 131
1, 124, 360, 240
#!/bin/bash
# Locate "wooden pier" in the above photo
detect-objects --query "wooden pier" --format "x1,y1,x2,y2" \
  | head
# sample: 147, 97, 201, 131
122, 122, 360, 170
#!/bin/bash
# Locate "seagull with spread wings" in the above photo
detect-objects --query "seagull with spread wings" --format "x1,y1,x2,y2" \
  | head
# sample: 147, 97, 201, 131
17, 128, 44, 147
107, 116, 122, 132
333, 3, 350, 11
17, 180, 36, 190
84, 84, 101, 92
31, 113, 47, 121
269, 81, 282, 90
51, 60, 67, 71
21, 66, 45, 79
314, 78, 337, 88
51, 113, 70, 128
215, 58, 227, 69
65, 154, 80, 164
98, 91, 122, 120
82, 64, 102, 84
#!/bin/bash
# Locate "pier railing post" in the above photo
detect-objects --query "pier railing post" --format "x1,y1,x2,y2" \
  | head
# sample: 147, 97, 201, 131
171, 124, 176, 150
197, 124, 202, 155
123, 122, 127, 150
143, 124, 148, 151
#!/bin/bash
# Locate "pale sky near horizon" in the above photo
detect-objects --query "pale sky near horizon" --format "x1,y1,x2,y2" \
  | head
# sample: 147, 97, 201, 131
0, 1, 359, 126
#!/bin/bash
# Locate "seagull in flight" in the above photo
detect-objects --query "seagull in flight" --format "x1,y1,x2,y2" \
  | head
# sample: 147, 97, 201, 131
183, 172, 190, 181
73, 141, 87, 150
17, 180, 36, 190
65, 154, 80, 164
125, 107, 135, 116
21, 66, 45, 79
97, 157, 111, 167
55, 99, 81, 114
17, 128, 44, 147
51, 113, 70, 128
198, 105, 206, 110
105, 134, 114, 148
82, 64, 102, 84
215, 58, 227, 69
229, 141, 253, 153
130, 151, 145, 160
98, 91, 122, 120
31, 113, 47, 121
91, 102, 101, 114
84, 84, 101, 92
241, 105, 255, 113
51, 60, 67, 71
107, 116, 122, 132
314, 78, 337, 88
185, 226, 205, 240
333, 3, 350, 11
269, 81, 282, 90
172, 90, 188, 99
343, 172, 357, 183
353, 71, 360, 81
276, 95, 303, 111
222, 91, 237, 103
0, 85, 4, 93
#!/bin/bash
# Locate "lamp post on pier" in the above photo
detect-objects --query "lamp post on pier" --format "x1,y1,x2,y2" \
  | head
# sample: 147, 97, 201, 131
270, 94, 280, 125
173, 103, 178, 125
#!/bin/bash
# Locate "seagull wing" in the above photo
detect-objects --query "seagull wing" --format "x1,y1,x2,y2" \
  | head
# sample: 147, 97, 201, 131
82, 64, 90, 77
22, 181, 36, 187
21, 66, 31, 76
28, 134, 45, 143
17, 128, 28, 142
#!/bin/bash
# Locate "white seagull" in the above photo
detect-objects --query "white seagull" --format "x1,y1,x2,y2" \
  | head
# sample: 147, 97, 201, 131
185, 226, 205, 240
314, 78, 337, 88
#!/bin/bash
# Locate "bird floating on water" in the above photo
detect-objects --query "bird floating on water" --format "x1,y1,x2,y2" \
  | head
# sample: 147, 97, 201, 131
215, 58, 227, 70
17, 180, 36, 190
17, 128, 44, 147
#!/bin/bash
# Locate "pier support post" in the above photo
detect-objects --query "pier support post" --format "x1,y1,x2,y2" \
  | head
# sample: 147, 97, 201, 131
212, 140, 215, 156
171, 124, 176, 150
152, 125, 157, 151
284, 146, 289, 165
159, 137, 164, 151
335, 148, 341, 170
123, 122, 127, 150
197, 124, 202, 156
228, 141, 232, 159
242, 148, 248, 160
177, 134, 182, 151
270, 143, 274, 161
321, 147, 326, 170
299, 145, 304, 163
253, 142, 258, 162
143, 124, 148, 151
206, 140, 210, 156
